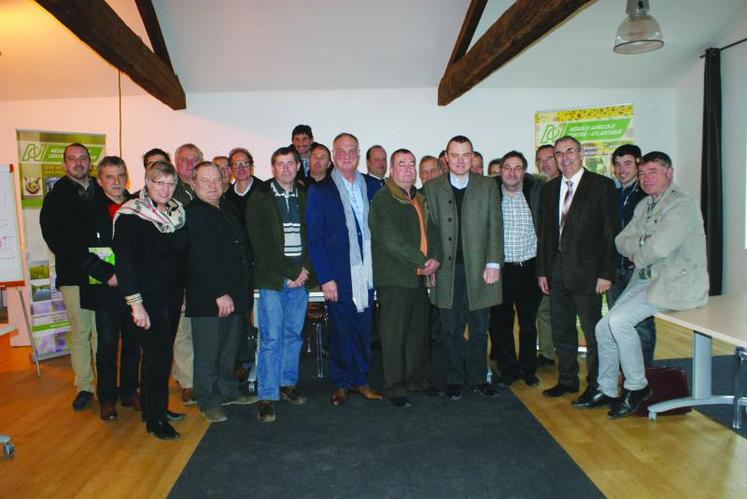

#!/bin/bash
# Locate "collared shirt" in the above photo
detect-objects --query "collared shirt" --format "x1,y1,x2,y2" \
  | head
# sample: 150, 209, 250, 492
341, 174, 366, 229
449, 172, 469, 189
557, 167, 585, 227
502, 187, 536, 262
233, 177, 254, 197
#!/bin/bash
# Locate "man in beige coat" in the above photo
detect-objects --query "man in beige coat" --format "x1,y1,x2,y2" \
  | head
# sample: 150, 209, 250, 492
593, 151, 708, 419
423, 135, 503, 400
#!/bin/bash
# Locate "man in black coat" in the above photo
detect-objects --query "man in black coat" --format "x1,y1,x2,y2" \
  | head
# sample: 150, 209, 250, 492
40, 143, 101, 411
536, 135, 619, 404
186, 161, 257, 423
79, 156, 140, 422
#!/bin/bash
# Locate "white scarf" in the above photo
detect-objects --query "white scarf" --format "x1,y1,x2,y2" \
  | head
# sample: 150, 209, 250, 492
331, 168, 373, 312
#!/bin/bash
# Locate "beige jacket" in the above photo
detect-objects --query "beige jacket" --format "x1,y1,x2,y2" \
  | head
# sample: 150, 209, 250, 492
615, 182, 709, 310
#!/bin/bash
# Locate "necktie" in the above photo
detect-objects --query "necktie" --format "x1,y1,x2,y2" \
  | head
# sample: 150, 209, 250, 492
559, 180, 573, 249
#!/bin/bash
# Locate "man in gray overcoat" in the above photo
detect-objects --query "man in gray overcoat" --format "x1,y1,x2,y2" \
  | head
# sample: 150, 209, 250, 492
423, 135, 503, 400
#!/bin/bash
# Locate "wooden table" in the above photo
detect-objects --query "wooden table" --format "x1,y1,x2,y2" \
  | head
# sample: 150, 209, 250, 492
649, 294, 747, 427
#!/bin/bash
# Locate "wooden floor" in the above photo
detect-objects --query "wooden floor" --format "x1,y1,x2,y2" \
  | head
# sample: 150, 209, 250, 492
0, 320, 746, 498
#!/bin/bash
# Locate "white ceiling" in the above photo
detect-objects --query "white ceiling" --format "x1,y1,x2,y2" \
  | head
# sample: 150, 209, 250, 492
0, 0, 745, 102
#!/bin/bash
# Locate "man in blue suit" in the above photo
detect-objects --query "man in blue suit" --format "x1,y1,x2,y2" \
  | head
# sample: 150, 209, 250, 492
307, 132, 384, 405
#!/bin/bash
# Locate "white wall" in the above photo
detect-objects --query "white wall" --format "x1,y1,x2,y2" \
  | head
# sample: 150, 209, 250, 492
675, 7, 747, 294
0, 85, 676, 342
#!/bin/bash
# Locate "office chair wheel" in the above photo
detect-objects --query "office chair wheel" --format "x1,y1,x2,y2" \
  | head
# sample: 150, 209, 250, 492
3, 442, 14, 458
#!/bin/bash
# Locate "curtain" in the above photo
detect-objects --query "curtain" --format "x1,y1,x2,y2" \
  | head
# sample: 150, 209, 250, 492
700, 48, 723, 296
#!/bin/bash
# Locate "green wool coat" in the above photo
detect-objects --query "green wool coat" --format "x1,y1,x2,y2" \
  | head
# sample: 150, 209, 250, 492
422, 172, 503, 311
245, 183, 317, 291
369, 179, 441, 289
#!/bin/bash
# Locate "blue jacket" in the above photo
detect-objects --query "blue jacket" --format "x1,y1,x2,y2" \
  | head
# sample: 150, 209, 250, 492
306, 173, 381, 302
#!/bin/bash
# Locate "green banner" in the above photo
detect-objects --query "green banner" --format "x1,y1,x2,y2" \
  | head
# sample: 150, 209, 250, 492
16, 130, 106, 208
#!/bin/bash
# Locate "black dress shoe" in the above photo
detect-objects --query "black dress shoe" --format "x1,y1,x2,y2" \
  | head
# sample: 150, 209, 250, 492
608, 386, 652, 420
542, 383, 579, 397
423, 387, 445, 398
572, 386, 594, 405
72, 391, 94, 411
446, 384, 462, 400
523, 374, 540, 387
166, 410, 185, 422
536, 355, 555, 367
572, 389, 619, 409
147, 420, 180, 440
390, 396, 412, 408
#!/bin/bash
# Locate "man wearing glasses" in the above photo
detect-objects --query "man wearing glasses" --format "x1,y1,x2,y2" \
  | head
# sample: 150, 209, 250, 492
224, 147, 263, 226
307, 132, 384, 406
536, 135, 619, 404
489, 151, 544, 389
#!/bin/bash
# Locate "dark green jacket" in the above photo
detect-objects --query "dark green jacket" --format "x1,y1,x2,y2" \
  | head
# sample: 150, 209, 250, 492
245, 182, 317, 290
369, 179, 440, 289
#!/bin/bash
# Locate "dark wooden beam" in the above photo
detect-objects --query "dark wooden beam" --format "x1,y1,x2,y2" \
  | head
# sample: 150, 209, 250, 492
35, 0, 186, 110
439, 0, 596, 106
134, 0, 173, 71
446, 0, 488, 68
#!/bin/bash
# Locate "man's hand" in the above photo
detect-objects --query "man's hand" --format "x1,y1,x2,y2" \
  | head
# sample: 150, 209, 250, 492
483, 267, 500, 285
596, 278, 612, 294
421, 259, 440, 276
106, 274, 118, 287
216, 294, 235, 318
538, 276, 550, 295
131, 302, 151, 330
321, 281, 338, 302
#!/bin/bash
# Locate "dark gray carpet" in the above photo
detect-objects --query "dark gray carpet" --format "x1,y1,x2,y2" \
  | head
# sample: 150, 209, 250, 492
170, 350, 602, 498
654, 355, 747, 437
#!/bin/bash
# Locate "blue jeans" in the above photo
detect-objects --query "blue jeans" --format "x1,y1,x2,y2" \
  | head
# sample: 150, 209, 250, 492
596, 275, 661, 396
608, 266, 657, 367
257, 283, 309, 400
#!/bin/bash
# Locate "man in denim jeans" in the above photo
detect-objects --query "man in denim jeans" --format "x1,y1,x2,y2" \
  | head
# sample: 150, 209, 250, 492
606, 144, 656, 367
246, 147, 316, 423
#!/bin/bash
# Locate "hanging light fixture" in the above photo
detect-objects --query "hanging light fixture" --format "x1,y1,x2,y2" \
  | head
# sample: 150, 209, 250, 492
613, 0, 664, 54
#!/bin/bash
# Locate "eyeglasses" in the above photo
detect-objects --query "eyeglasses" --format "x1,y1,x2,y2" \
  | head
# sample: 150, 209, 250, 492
500, 165, 524, 173
554, 148, 579, 158
232, 161, 252, 169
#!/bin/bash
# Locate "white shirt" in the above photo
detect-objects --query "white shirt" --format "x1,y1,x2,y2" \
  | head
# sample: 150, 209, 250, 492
558, 167, 585, 227
449, 172, 469, 189
233, 177, 254, 197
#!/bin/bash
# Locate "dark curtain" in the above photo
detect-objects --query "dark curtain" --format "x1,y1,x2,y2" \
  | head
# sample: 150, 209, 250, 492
700, 48, 723, 296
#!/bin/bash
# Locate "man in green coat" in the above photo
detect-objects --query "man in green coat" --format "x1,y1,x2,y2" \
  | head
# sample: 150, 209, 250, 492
246, 147, 316, 423
423, 135, 504, 400
370, 149, 441, 408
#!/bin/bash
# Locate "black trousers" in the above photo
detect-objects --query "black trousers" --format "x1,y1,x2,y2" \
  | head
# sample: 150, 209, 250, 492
138, 292, 182, 426
378, 286, 430, 397
549, 254, 601, 389
95, 299, 140, 403
192, 313, 244, 411
439, 263, 490, 387
489, 259, 541, 377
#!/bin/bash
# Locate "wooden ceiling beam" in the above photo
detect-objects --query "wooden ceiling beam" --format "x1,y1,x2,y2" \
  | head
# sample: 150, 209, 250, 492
446, 0, 488, 68
35, 0, 186, 110
134, 0, 173, 71
439, 0, 596, 106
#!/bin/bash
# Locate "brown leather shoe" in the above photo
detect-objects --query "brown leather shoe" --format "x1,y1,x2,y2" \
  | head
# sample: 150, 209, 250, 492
121, 393, 141, 411
181, 388, 197, 406
350, 385, 384, 401
331, 388, 348, 406
100, 402, 118, 421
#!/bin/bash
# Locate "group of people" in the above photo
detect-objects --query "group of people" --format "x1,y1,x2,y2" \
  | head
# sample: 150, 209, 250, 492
39, 122, 708, 440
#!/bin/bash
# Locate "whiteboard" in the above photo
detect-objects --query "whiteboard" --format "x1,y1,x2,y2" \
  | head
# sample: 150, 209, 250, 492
0, 165, 24, 286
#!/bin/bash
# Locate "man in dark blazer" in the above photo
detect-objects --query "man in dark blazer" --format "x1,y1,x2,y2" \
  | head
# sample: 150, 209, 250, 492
307, 132, 384, 406
185, 161, 257, 423
536, 135, 618, 404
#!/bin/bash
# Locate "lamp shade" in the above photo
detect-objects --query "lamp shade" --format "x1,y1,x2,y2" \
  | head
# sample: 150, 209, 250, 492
614, 13, 664, 54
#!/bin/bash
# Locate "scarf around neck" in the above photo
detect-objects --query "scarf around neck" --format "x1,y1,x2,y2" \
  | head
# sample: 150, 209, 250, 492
114, 188, 186, 234
331, 168, 373, 312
